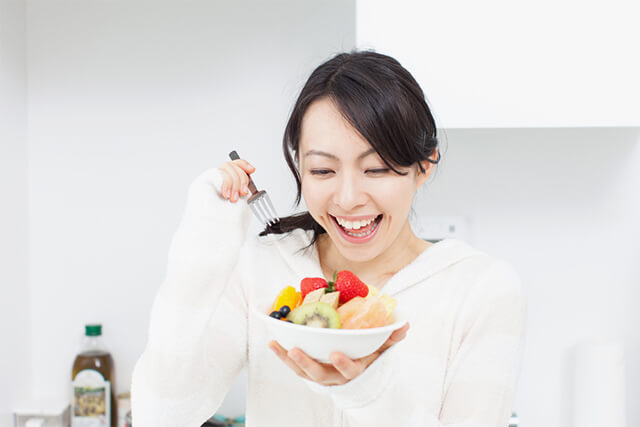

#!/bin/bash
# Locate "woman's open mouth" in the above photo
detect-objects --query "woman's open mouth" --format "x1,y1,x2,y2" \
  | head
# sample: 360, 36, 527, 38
329, 214, 383, 244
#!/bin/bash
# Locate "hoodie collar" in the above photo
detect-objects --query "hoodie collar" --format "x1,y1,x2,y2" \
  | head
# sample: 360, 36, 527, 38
258, 228, 324, 280
380, 238, 484, 295
259, 230, 484, 296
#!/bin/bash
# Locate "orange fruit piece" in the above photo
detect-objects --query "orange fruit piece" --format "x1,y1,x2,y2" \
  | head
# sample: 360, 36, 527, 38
292, 291, 302, 309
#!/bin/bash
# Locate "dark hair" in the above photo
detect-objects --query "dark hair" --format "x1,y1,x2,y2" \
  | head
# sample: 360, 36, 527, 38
260, 50, 440, 245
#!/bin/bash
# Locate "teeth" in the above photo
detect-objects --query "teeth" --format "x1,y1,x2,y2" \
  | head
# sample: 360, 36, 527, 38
346, 229, 373, 237
335, 216, 376, 230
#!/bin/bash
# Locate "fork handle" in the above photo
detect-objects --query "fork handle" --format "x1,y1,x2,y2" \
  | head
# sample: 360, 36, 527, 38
228, 150, 258, 195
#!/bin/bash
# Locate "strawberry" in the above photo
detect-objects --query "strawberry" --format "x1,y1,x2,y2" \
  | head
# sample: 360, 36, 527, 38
327, 270, 369, 304
300, 277, 328, 299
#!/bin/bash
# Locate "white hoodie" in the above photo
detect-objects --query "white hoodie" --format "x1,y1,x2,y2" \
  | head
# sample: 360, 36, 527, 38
131, 168, 527, 427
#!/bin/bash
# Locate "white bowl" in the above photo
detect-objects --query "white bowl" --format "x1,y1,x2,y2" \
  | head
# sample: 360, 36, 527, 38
257, 305, 407, 363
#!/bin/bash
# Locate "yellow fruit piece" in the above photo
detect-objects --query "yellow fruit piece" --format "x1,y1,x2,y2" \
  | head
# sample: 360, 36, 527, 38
271, 286, 298, 312
379, 294, 397, 318
365, 284, 379, 299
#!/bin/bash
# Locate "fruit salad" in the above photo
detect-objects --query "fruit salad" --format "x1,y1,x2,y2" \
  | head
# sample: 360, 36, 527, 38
267, 270, 397, 329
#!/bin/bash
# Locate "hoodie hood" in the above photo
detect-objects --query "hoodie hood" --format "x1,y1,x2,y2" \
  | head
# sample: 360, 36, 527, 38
258, 228, 486, 296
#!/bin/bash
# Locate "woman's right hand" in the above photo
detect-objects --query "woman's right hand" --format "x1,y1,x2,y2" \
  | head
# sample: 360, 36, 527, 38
217, 158, 255, 202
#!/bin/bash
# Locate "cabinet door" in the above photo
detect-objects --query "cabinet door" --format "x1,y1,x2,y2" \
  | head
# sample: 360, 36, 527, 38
357, 0, 640, 128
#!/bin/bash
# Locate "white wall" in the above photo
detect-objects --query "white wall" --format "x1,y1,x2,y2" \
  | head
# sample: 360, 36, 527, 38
356, 0, 640, 128
0, 0, 29, 425
25, 0, 355, 418
416, 127, 640, 426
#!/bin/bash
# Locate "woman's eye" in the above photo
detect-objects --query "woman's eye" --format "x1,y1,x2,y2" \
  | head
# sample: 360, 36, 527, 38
310, 169, 333, 175
366, 168, 390, 174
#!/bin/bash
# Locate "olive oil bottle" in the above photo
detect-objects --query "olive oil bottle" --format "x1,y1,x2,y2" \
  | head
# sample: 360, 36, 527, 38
71, 324, 116, 427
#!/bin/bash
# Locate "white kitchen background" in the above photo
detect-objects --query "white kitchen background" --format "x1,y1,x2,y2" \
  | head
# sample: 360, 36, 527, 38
1, 1, 638, 426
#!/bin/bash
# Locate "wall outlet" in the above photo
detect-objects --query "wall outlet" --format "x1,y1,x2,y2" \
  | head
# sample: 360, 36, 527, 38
415, 215, 467, 242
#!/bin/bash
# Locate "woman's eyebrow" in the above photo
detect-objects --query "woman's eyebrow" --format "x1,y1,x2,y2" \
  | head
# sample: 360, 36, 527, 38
303, 148, 377, 160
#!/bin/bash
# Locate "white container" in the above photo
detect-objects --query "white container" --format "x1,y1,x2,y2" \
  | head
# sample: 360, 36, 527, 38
573, 340, 626, 427
13, 400, 70, 427
116, 392, 131, 427
257, 306, 407, 363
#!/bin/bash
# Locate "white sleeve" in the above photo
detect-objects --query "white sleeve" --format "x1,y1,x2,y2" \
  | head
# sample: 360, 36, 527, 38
302, 260, 527, 427
436, 260, 527, 426
130, 168, 252, 427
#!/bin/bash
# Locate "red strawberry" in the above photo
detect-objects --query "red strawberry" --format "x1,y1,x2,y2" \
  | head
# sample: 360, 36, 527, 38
328, 270, 369, 304
300, 277, 328, 299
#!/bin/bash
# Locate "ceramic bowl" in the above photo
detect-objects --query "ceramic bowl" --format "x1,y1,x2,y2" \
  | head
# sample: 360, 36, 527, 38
257, 305, 407, 363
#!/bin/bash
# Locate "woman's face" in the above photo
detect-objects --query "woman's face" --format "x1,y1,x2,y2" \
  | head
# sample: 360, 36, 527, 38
298, 98, 431, 262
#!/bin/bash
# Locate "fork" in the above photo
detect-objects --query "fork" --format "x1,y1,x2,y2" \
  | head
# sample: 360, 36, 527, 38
228, 150, 280, 227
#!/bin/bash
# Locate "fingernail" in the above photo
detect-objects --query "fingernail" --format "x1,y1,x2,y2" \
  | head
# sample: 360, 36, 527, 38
224, 187, 230, 198
232, 191, 238, 201
289, 352, 301, 362
242, 184, 249, 194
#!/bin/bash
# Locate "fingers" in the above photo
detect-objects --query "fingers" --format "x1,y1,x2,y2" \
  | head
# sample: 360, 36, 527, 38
376, 322, 410, 354
268, 341, 309, 379
218, 159, 255, 201
268, 341, 346, 385
285, 348, 340, 384
267, 325, 410, 386
358, 322, 410, 367
217, 168, 235, 200
233, 158, 255, 175
218, 164, 242, 201
329, 352, 363, 380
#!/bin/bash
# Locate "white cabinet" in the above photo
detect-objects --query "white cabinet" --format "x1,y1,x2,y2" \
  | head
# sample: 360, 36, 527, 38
356, 0, 640, 128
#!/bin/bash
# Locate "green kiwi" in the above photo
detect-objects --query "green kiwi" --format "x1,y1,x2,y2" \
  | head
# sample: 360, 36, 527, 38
288, 301, 341, 329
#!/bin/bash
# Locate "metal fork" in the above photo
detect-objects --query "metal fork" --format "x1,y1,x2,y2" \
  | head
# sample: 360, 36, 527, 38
228, 150, 280, 227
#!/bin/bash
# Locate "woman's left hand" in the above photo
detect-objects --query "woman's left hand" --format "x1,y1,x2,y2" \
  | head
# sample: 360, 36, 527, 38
268, 322, 410, 386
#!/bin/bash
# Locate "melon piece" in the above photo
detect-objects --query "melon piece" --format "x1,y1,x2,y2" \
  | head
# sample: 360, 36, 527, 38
320, 291, 340, 309
302, 288, 325, 305
338, 296, 388, 329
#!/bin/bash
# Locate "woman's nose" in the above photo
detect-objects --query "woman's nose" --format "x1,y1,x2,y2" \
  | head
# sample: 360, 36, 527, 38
334, 173, 367, 211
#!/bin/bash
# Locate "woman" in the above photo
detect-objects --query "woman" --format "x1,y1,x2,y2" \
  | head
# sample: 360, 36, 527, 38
131, 50, 526, 426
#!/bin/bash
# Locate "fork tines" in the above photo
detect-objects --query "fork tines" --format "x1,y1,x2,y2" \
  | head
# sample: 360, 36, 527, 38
248, 190, 280, 227
228, 150, 279, 228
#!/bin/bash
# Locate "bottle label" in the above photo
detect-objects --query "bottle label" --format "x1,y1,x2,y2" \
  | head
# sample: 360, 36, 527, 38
72, 369, 111, 427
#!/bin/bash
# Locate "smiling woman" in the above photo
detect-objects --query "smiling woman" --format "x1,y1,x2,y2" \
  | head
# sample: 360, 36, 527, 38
297, 97, 435, 273
260, 51, 442, 282
131, 50, 526, 427
262, 51, 440, 244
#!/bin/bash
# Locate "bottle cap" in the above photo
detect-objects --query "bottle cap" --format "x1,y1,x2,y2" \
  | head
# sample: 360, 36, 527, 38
85, 324, 102, 336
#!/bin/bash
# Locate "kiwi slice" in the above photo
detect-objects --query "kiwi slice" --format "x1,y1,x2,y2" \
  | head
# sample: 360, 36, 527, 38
288, 301, 341, 329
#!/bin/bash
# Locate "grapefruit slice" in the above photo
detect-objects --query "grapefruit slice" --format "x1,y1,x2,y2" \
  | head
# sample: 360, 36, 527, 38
337, 296, 366, 325
339, 296, 388, 329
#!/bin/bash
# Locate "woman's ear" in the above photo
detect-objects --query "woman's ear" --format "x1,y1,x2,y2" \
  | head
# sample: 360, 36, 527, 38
415, 162, 432, 189
415, 148, 439, 189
